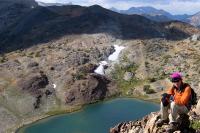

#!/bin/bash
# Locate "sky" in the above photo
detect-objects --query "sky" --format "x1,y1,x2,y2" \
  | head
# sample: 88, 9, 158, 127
36, 0, 200, 15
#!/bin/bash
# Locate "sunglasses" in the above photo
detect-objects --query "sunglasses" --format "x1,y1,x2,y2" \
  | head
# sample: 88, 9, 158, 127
172, 80, 180, 83
171, 78, 180, 83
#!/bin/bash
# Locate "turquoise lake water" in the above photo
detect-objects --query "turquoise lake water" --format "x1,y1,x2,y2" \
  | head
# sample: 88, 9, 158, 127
17, 98, 159, 133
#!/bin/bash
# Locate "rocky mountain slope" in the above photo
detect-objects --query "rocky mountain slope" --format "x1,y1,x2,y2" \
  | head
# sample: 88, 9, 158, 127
1, 3, 199, 54
0, 0, 38, 32
109, 6, 200, 27
111, 6, 171, 17
136, 13, 172, 22
1, 1, 200, 133
183, 11, 200, 27
110, 6, 191, 21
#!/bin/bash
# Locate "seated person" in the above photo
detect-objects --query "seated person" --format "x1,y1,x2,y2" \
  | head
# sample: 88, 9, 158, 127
156, 73, 191, 132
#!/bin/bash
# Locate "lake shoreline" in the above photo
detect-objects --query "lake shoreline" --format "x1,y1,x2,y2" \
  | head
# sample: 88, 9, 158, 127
14, 96, 160, 133
14, 105, 84, 133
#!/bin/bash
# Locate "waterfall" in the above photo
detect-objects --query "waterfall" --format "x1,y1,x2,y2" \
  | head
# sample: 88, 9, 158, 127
94, 45, 125, 75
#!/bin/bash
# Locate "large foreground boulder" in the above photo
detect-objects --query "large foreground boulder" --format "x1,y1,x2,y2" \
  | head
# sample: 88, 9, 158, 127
109, 111, 198, 133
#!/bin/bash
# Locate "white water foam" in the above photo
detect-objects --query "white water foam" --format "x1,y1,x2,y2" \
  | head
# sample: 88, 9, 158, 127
94, 45, 125, 75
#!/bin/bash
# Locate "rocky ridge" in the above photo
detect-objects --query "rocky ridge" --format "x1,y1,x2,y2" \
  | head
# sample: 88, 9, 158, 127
183, 12, 200, 27
1, 3, 200, 53
110, 6, 200, 27
137, 13, 172, 22
110, 100, 200, 133
0, 0, 38, 32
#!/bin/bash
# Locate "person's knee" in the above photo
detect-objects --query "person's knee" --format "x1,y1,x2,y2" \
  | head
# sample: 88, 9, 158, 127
170, 101, 176, 108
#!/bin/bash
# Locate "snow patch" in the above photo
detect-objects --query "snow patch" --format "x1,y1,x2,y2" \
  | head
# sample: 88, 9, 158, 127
94, 45, 125, 75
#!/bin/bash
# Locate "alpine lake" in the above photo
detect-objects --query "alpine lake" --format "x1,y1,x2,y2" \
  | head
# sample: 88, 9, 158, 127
17, 98, 159, 133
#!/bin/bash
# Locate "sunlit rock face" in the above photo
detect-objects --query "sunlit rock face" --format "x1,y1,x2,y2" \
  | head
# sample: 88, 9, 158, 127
110, 100, 200, 133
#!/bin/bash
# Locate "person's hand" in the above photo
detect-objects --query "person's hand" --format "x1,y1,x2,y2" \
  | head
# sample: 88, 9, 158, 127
161, 97, 169, 106
168, 95, 174, 103
162, 93, 171, 98
167, 99, 172, 103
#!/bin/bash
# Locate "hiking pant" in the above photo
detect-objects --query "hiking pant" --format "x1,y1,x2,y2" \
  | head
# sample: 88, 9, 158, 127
160, 101, 189, 123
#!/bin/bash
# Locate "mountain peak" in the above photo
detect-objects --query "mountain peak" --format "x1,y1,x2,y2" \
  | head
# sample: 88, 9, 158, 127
182, 11, 200, 27
109, 6, 200, 25
114, 6, 172, 17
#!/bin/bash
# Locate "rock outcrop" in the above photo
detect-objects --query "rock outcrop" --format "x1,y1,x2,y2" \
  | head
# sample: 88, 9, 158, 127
17, 72, 49, 96
63, 63, 118, 105
110, 102, 200, 133
66, 74, 118, 105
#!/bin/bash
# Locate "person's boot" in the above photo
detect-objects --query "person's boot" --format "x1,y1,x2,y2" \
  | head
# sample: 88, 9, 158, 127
166, 122, 178, 132
155, 118, 169, 127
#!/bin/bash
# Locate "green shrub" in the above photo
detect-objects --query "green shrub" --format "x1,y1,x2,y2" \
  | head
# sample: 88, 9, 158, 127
124, 64, 139, 73
163, 55, 172, 64
141, 40, 148, 45
145, 89, 155, 94
50, 67, 55, 70
143, 85, 155, 94
35, 52, 41, 57
122, 55, 130, 62
84, 49, 91, 53
73, 74, 84, 80
191, 119, 200, 130
29, 52, 34, 55
48, 46, 53, 49
148, 78, 156, 82
20, 53, 26, 56
80, 69, 88, 73
27, 55, 33, 58
143, 85, 150, 91
82, 83, 86, 86
145, 61, 149, 68
14, 60, 20, 64
15, 50, 22, 53
0, 56, 5, 63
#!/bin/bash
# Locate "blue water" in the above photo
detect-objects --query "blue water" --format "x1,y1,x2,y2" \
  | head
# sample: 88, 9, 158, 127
17, 98, 159, 133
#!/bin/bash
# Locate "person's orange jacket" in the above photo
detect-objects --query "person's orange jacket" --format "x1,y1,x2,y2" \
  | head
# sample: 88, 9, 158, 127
166, 83, 191, 106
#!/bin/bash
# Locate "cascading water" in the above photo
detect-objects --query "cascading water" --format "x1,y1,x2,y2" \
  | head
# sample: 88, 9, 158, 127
94, 45, 125, 75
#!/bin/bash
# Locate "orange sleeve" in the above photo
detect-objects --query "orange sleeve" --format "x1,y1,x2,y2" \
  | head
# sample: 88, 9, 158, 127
174, 86, 191, 106
166, 86, 173, 95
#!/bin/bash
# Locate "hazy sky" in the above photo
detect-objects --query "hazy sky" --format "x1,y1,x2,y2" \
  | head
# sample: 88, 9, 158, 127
36, 0, 200, 15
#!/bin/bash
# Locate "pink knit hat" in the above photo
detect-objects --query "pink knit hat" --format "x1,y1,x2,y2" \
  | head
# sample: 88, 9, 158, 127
171, 73, 182, 79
